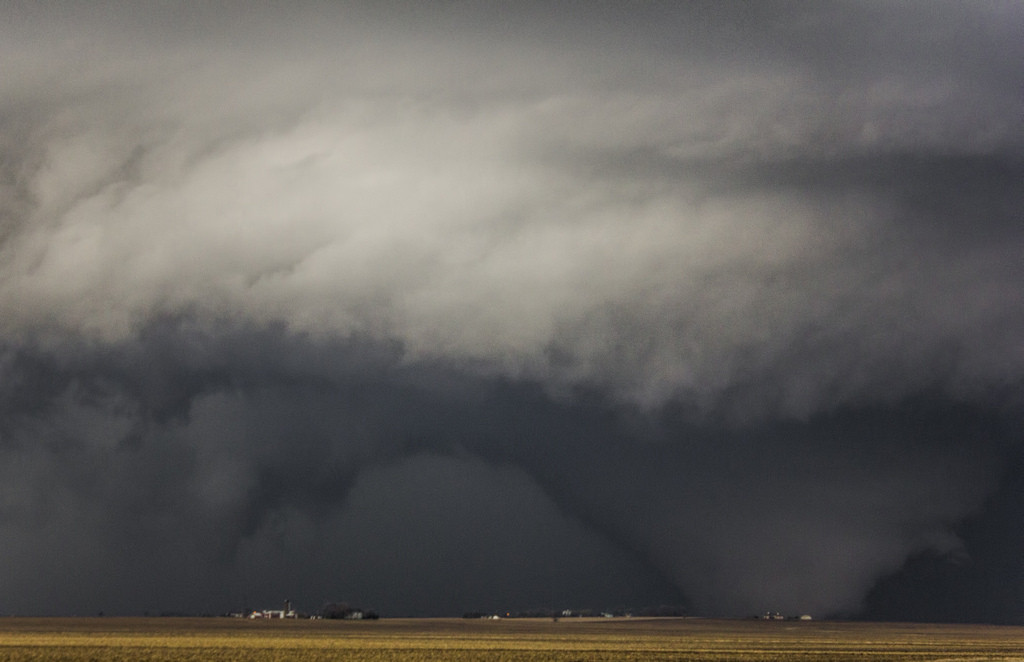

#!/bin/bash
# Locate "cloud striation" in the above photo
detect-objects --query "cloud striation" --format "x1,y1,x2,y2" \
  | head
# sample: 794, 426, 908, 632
0, 1, 1022, 619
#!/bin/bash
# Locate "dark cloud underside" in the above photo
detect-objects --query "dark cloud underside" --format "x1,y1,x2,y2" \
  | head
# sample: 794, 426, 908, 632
0, 1, 1022, 619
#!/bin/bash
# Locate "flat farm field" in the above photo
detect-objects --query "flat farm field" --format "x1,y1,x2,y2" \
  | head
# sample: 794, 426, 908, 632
1, 616, 1023, 661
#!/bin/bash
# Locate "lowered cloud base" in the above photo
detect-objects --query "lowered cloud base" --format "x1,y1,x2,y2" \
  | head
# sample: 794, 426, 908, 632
0, 1, 1022, 619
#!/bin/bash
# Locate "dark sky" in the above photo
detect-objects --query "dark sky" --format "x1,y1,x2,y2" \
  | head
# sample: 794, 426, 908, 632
1, 1, 1022, 620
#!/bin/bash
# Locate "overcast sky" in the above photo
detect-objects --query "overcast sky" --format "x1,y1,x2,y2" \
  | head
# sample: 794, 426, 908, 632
1, 1, 1022, 620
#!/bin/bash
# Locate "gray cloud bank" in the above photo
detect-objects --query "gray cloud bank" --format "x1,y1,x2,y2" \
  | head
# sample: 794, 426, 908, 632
1, 2, 1022, 619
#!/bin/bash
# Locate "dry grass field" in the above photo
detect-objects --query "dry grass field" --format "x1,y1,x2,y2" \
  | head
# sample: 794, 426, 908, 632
0, 616, 1022, 661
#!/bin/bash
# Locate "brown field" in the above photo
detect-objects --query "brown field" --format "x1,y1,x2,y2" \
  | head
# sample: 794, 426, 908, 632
0, 616, 1022, 661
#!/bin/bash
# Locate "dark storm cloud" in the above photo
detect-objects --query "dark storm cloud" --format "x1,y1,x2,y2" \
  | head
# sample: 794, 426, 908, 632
0, 1, 1022, 618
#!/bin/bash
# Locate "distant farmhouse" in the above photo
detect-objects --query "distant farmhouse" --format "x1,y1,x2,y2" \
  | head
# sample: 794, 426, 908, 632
757, 611, 813, 621
249, 609, 297, 619
249, 600, 298, 619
